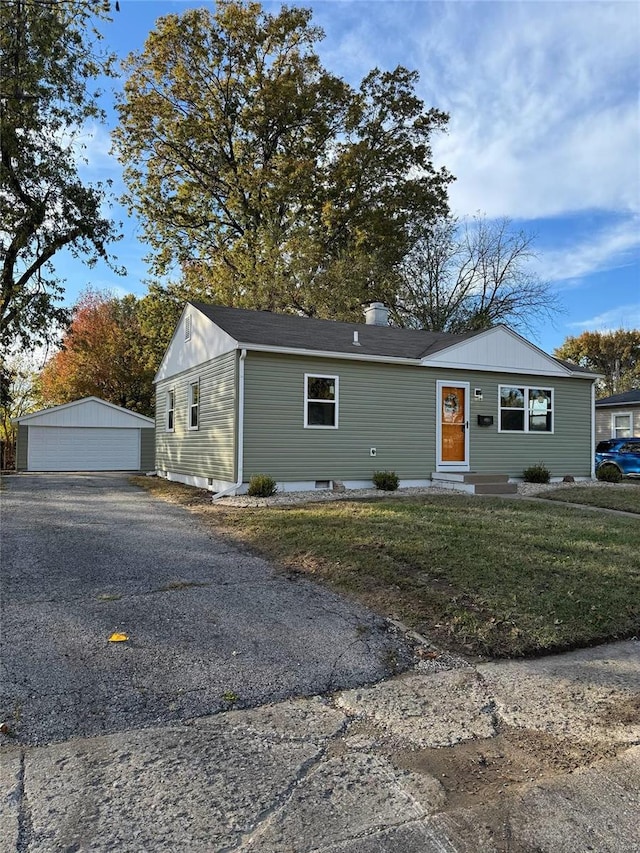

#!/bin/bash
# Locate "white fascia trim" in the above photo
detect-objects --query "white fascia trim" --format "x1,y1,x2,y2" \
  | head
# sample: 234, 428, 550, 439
420, 359, 596, 378
14, 396, 155, 425
239, 342, 421, 366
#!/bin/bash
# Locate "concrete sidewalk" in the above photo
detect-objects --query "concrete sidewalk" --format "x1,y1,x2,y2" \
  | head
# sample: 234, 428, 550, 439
2, 640, 638, 852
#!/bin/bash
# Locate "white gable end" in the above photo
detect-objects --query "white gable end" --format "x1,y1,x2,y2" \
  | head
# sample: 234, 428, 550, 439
155, 304, 238, 382
17, 398, 154, 427
422, 327, 571, 377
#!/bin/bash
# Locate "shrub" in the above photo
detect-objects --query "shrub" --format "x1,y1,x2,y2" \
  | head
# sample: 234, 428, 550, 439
373, 470, 399, 491
247, 474, 277, 498
522, 462, 550, 484
596, 463, 623, 483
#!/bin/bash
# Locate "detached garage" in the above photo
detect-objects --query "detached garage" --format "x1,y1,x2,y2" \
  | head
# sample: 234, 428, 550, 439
14, 397, 155, 472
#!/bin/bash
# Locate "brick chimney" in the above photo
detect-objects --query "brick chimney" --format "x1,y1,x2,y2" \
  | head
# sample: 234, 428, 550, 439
364, 302, 389, 326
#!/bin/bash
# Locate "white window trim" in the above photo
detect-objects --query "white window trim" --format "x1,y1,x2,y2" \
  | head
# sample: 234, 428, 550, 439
166, 389, 175, 432
188, 379, 200, 431
498, 385, 554, 434
612, 411, 632, 438
304, 373, 339, 429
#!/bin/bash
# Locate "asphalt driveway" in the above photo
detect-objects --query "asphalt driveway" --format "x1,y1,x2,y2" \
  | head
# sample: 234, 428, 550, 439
0, 474, 411, 745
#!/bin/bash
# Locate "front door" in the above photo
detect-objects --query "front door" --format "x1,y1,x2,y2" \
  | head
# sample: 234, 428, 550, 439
437, 381, 469, 470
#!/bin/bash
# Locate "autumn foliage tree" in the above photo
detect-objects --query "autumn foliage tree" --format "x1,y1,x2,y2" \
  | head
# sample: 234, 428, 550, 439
554, 330, 640, 397
39, 290, 155, 416
113, 1, 451, 321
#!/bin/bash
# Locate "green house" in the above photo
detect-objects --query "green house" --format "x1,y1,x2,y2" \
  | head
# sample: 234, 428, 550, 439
154, 302, 599, 495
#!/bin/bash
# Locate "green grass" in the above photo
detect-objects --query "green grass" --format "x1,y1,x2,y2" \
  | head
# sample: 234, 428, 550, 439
132, 478, 640, 659
542, 482, 640, 514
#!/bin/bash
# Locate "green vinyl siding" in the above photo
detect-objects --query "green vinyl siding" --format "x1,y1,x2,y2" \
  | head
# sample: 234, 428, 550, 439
460, 370, 593, 477
244, 354, 433, 481
155, 351, 237, 481
243, 353, 594, 481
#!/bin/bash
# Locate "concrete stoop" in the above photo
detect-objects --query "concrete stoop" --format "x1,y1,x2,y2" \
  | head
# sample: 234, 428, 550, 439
431, 472, 518, 495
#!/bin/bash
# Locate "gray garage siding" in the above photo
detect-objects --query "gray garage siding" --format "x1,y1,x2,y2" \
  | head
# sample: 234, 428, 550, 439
243, 353, 595, 481
16, 423, 27, 470
140, 429, 156, 471
155, 350, 237, 482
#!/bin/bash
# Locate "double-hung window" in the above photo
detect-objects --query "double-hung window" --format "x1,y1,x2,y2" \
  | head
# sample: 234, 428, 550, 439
189, 380, 199, 430
612, 413, 632, 438
304, 374, 338, 428
499, 386, 553, 433
166, 389, 175, 431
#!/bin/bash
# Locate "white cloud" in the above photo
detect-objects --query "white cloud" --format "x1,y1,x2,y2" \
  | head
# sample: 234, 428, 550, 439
74, 123, 121, 178
536, 215, 640, 284
568, 303, 640, 332
415, 1, 640, 220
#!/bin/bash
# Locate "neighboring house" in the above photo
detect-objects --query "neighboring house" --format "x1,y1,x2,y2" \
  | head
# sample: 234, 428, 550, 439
595, 389, 640, 442
14, 397, 155, 472
154, 302, 599, 495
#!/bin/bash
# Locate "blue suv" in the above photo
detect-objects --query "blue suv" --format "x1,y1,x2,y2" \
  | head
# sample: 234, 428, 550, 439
595, 438, 640, 478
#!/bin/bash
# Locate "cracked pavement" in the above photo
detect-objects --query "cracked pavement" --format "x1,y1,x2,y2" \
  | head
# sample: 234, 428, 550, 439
0, 474, 412, 746
1, 474, 639, 851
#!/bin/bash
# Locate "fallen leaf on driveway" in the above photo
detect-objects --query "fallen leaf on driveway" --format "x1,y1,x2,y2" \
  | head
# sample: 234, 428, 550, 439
108, 632, 129, 642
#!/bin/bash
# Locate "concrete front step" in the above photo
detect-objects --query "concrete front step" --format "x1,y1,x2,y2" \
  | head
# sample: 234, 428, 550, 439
432, 472, 511, 484
474, 482, 518, 495
431, 472, 518, 495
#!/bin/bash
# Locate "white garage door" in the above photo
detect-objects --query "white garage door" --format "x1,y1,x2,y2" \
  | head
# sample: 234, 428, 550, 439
28, 427, 140, 471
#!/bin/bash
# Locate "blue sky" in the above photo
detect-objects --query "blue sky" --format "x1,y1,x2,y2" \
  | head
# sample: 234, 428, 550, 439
60, 0, 640, 355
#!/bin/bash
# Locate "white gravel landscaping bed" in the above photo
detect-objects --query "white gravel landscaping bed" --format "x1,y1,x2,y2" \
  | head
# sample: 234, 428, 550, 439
216, 478, 623, 507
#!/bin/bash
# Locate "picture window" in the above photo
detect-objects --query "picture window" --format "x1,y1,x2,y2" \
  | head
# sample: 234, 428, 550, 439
499, 386, 553, 433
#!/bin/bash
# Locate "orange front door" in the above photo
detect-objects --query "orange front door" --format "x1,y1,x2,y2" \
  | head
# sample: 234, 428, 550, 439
441, 385, 466, 463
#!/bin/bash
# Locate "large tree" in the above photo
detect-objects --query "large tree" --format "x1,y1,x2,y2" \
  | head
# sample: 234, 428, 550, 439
0, 0, 120, 351
0, 349, 43, 468
554, 330, 640, 397
113, 1, 451, 320
391, 215, 562, 334
39, 290, 155, 416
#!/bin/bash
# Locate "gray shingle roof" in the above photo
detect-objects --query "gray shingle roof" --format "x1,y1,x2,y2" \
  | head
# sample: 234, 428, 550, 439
190, 302, 589, 376
552, 357, 601, 376
595, 389, 640, 406
190, 302, 479, 360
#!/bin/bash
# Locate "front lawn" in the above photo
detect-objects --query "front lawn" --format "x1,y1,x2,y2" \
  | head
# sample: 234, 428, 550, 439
541, 482, 640, 514
132, 478, 640, 659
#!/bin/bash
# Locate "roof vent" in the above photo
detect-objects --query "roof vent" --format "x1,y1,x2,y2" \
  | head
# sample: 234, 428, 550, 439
364, 302, 389, 326
353, 331, 361, 346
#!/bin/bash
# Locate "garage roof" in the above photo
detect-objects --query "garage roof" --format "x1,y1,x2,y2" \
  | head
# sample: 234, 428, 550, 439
14, 397, 155, 427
